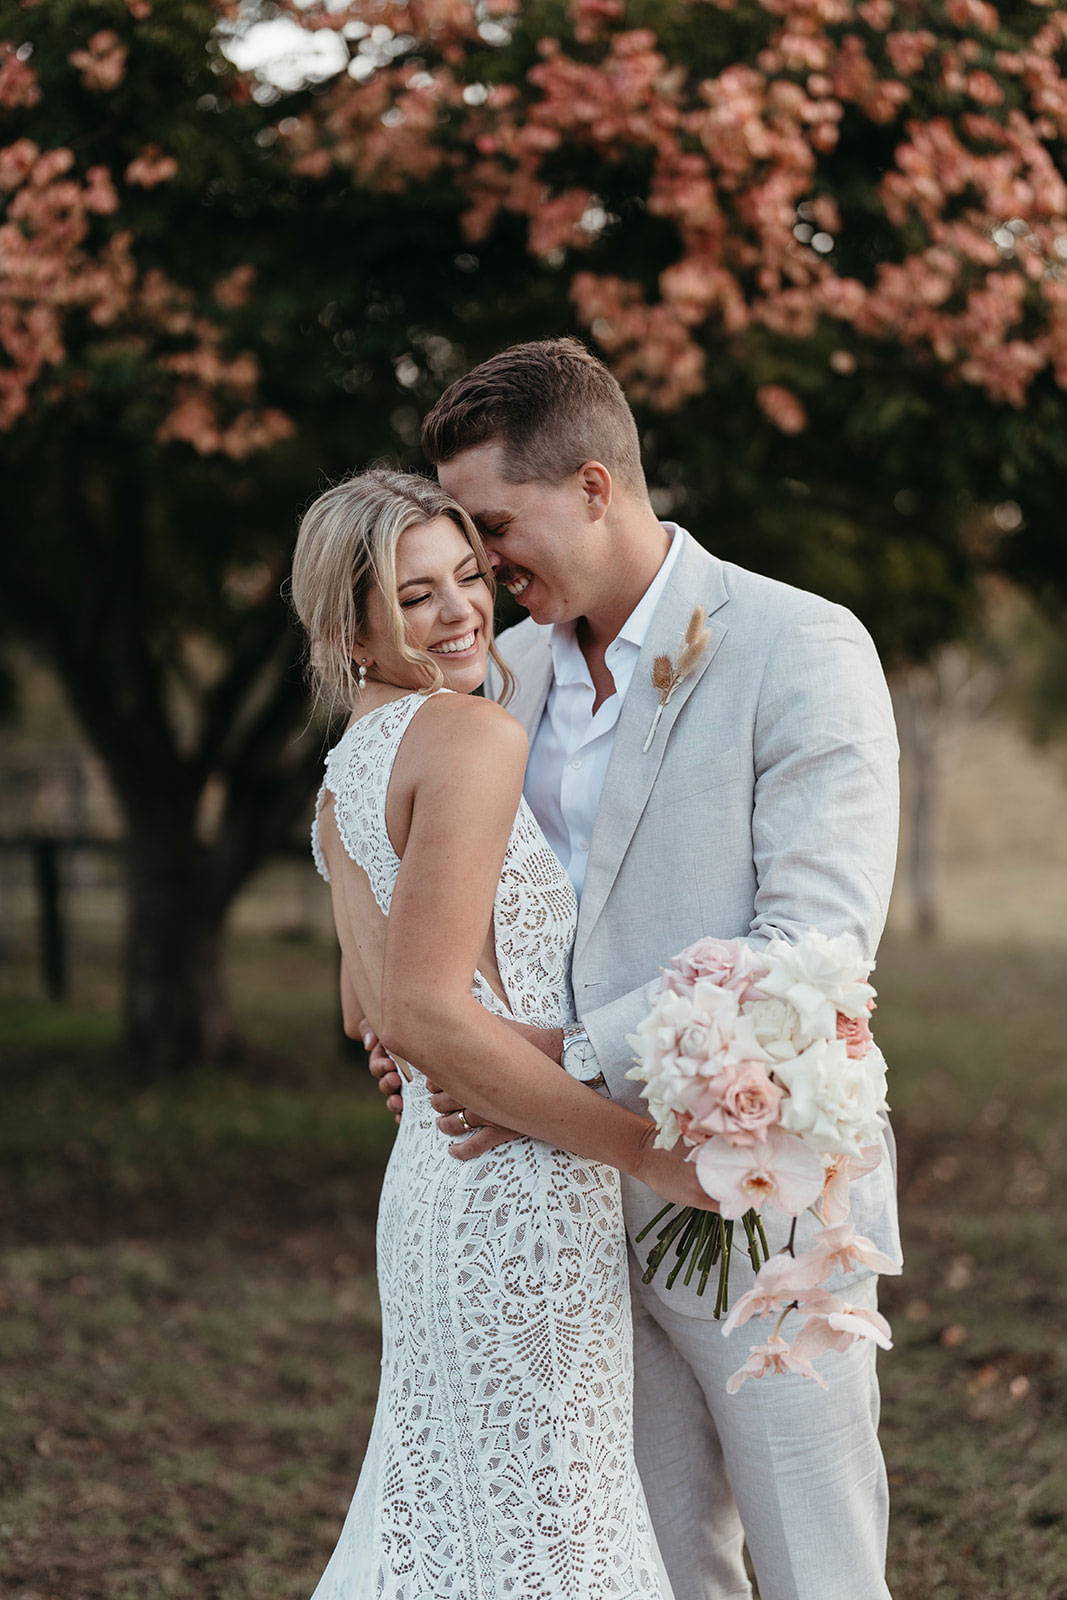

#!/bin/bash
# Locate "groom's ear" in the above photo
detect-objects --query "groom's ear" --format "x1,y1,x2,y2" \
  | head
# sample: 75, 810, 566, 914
576, 460, 612, 521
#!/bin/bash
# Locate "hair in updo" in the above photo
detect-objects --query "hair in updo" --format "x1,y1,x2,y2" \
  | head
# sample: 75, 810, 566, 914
290, 467, 512, 717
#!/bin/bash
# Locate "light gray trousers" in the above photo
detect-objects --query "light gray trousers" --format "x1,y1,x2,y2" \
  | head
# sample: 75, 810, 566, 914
629, 1259, 892, 1600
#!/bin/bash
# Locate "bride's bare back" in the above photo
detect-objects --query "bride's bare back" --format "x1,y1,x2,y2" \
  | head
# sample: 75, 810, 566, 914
316, 691, 509, 1041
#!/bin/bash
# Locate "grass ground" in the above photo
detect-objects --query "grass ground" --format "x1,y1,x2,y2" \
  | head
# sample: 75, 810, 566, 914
1, 929, 1065, 1600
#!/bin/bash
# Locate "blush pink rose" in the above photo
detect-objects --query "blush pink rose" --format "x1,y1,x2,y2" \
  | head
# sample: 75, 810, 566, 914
836, 1010, 874, 1058
688, 1062, 784, 1145
664, 937, 768, 1003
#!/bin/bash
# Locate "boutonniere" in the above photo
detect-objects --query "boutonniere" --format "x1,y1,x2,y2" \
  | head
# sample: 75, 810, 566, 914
642, 605, 711, 753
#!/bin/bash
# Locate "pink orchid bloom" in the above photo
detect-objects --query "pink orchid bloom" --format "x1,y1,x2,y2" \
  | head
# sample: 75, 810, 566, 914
792, 1304, 894, 1357
721, 1251, 831, 1336
694, 1128, 825, 1220
804, 1223, 903, 1279
815, 1144, 883, 1225
726, 1335, 828, 1394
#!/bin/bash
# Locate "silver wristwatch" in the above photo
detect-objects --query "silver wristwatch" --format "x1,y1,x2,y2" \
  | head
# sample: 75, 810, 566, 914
561, 1023, 605, 1087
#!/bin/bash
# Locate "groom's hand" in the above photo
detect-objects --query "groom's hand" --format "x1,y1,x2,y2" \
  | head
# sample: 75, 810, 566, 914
361, 1018, 403, 1123
428, 1086, 521, 1158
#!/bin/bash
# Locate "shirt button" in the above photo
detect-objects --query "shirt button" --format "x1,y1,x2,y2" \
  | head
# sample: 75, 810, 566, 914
578, 839, 589, 851
570, 758, 583, 770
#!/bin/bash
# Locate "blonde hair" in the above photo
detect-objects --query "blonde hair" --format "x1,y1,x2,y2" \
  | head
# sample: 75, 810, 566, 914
290, 467, 513, 717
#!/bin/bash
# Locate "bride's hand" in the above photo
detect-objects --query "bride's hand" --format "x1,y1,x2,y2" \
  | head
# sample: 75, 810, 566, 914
427, 1084, 522, 1159
632, 1123, 721, 1211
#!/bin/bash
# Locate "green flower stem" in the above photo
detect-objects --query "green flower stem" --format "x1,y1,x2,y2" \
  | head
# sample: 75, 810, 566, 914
665, 1212, 702, 1289
683, 1214, 712, 1287
742, 1212, 762, 1272
714, 1221, 735, 1319
635, 1200, 678, 1244
642, 1206, 694, 1283
696, 1216, 722, 1298
772, 1299, 800, 1340
674, 1209, 702, 1257
664, 1210, 701, 1284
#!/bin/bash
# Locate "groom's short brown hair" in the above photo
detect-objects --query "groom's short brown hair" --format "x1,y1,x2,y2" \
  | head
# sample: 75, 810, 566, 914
422, 337, 647, 497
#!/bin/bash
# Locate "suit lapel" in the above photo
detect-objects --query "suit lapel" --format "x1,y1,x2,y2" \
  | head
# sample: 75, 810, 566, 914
575, 536, 731, 959
511, 648, 553, 740
496, 629, 554, 738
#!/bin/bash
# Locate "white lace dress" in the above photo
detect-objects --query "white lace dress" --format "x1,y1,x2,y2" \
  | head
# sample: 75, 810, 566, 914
308, 690, 669, 1600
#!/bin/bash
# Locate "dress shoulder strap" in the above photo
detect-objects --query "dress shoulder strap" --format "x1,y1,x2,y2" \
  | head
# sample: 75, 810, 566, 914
310, 689, 450, 911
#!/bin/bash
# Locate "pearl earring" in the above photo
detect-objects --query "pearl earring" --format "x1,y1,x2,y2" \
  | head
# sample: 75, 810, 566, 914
357, 660, 368, 692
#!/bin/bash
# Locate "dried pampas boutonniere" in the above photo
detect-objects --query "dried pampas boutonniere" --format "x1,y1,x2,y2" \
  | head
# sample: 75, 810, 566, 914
642, 605, 711, 753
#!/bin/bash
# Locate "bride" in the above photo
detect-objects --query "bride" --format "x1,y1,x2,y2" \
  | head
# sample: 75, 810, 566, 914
290, 468, 710, 1599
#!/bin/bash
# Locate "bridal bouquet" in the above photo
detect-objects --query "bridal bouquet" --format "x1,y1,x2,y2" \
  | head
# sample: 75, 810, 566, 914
626, 929, 900, 1390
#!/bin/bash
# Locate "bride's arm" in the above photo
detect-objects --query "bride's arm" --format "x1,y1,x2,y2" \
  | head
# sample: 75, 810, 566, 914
377, 693, 711, 1208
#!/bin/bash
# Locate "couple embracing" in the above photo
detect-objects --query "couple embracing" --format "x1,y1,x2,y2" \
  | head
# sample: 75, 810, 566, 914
290, 338, 901, 1600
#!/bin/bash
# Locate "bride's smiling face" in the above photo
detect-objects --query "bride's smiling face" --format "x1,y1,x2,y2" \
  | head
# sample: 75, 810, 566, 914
360, 515, 495, 695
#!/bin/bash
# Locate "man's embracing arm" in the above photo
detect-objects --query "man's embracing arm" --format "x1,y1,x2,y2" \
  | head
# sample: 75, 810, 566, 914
583, 601, 899, 1112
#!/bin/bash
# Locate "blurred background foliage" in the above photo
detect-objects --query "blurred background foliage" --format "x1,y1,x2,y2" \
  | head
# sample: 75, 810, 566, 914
1, 0, 1065, 1068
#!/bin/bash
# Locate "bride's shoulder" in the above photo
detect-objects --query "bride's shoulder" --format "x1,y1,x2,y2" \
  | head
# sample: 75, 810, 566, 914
406, 690, 527, 776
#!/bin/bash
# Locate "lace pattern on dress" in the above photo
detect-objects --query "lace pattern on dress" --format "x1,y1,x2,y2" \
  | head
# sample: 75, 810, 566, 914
312, 691, 577, 1027
307, 689, 665, 1599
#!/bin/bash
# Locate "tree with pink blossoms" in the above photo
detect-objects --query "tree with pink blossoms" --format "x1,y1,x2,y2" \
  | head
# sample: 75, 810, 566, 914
281, 0, 1067, 647
4, 0, 1066, 1071
0, 0, 565, 1074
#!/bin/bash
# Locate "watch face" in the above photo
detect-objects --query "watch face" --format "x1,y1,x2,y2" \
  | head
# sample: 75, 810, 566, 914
564, 1037, 598, 1081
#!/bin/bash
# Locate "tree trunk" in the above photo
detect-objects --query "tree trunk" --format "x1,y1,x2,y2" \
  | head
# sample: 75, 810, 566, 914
896, 665, 941, 942
122, 826, 236, 1078
909, 719, 939, 940
3, 451, 329, 1079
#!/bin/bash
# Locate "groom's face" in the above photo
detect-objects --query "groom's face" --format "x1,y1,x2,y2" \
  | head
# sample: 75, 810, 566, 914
437, 442, 605, 627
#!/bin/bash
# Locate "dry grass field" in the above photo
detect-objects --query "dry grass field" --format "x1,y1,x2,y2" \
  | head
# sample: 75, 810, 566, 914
2, 683, 1065, 1598
1, 920, 1065, 1600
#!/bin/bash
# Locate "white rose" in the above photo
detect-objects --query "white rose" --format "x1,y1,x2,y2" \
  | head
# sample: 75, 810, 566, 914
757, 929, 876, 1040
774, 1038, 889, 1156
743, 997, 806, 1059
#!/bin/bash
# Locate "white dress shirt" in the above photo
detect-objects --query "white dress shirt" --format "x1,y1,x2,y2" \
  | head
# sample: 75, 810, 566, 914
525, 523, 684, 899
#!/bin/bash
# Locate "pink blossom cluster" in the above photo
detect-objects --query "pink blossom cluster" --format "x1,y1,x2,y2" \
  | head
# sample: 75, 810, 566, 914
281, 64, 461, 193
69, 30, 128, 93
627, 928, 894, 1389
284, 0, 1067, 415
0, 42, 42, 109
125, 146, 178, 188
0, 129, 291, 454
7, 0, 1067, 449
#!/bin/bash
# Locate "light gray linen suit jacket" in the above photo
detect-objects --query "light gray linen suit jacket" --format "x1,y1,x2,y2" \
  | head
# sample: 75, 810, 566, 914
488, 531, 902, 1319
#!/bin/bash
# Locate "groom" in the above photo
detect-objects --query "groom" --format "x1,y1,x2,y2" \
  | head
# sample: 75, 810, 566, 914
368, 337, 901, 1600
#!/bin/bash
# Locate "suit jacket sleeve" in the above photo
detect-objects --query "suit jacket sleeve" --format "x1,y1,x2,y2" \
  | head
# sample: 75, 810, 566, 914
582, 601, 899, 1110
747, 600, 899, 960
